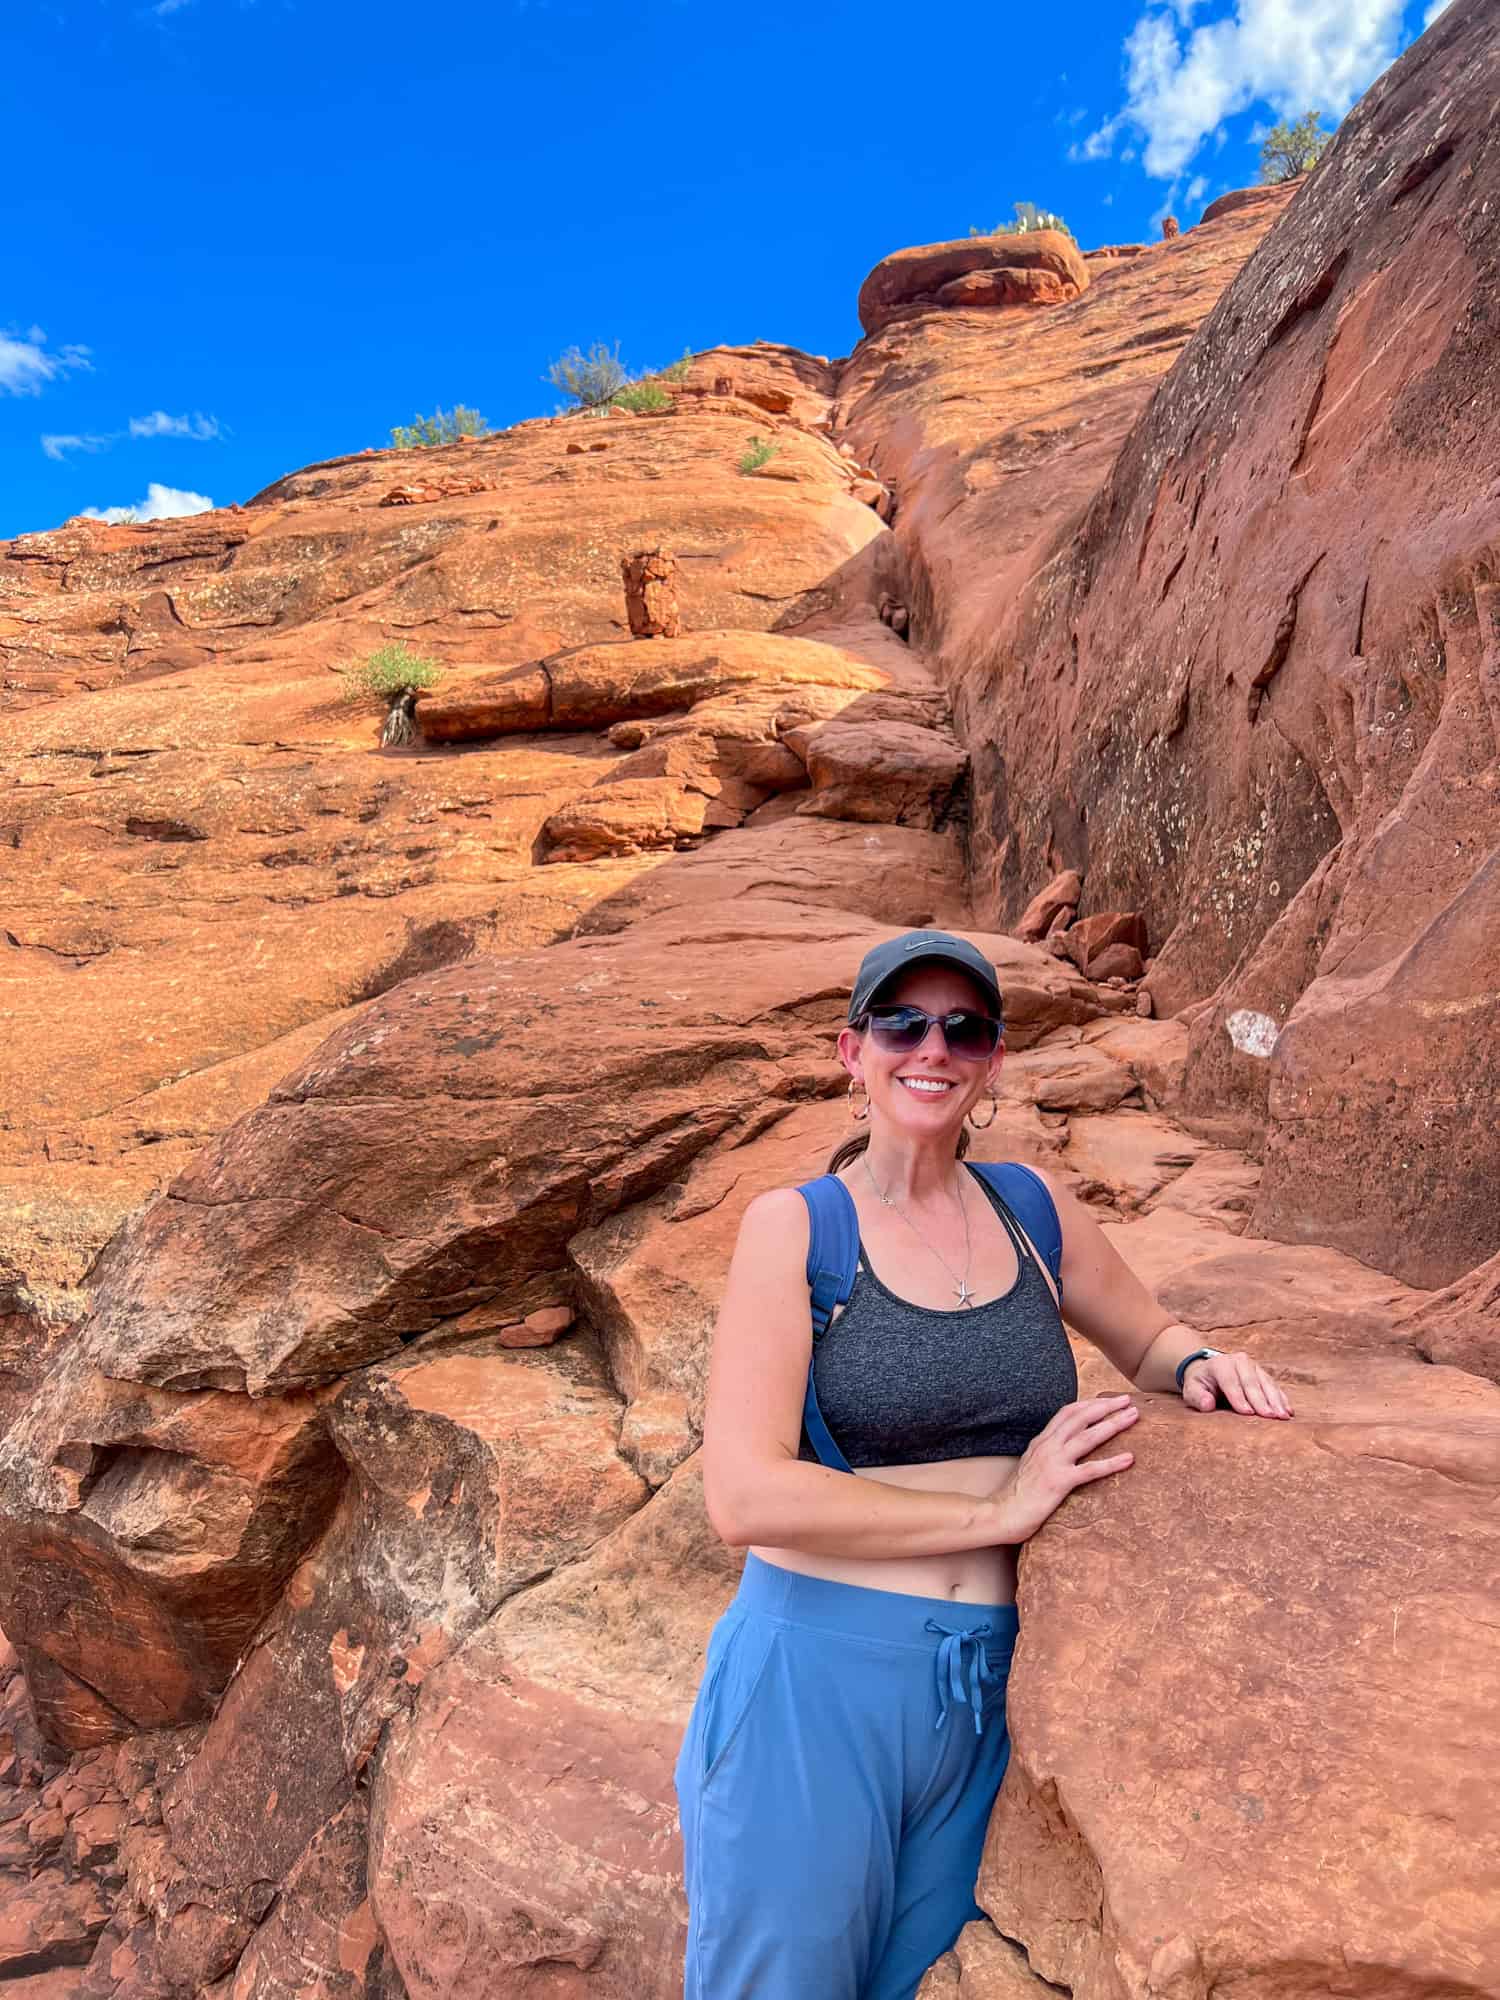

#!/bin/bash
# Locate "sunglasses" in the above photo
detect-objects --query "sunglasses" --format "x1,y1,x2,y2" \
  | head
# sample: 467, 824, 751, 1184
862, 1005, 1002, 1059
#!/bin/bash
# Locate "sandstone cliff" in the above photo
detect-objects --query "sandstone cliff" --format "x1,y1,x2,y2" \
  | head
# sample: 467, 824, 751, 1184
839, 1, 1500, 1303
1, 2, 1497, 1995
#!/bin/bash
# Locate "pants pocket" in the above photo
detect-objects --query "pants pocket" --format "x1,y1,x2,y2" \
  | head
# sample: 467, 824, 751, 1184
698, 1614, 780, 1791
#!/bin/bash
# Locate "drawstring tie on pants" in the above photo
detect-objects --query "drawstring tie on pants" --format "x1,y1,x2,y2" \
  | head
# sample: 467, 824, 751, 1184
923, 1616, 993, 1736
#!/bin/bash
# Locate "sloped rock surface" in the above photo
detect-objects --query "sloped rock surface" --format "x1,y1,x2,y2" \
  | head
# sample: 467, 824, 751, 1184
0, 390, 889, 1317
0, 914, 1100, 1731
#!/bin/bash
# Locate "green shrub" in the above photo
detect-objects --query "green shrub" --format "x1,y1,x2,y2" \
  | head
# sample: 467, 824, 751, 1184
547, 342, 694, 415
969, 201, 1074, 240
738, 436, 777, 474
391, 404, 489, 448
548, 341, 630, 412
1259, 111, 1332, 183
345, 641, 444, 703
612, 379, 672, 413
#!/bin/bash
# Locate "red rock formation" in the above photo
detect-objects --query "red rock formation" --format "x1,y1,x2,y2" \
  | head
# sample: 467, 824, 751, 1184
619, 548, 681, 638
0, 355, 883, 1324
0, 10, 1496, 1995
841, 2, 1499, 1288
857, 232, 1088, 336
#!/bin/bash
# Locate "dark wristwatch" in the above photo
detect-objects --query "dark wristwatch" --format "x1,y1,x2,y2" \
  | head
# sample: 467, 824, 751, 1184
1174, 1346, 1223, 1391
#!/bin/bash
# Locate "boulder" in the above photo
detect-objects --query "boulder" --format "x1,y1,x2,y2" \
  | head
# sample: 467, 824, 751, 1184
0, 1354, 341, 1745
973, 1354, 1500, 2000
537, 775, 714, 861
369, 1459, 738, 2000
857, 234, 1088, 336
1086, 941, 1143, 983
620, 551, 681, 639
1063, 911, 1148, 975
1013, 869, 1081, 942
791, 717, 968, 829
666, 343, 835, 429
151, 1333, 645, 1933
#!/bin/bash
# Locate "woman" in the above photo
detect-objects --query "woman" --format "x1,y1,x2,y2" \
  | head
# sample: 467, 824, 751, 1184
676, 928, 1292, 2000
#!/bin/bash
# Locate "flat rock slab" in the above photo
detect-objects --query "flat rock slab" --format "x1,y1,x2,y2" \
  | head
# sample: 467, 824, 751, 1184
979, 1357, 1500, 2000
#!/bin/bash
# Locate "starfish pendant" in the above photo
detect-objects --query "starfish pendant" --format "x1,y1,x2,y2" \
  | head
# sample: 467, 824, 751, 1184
953, 1279, 974, 1306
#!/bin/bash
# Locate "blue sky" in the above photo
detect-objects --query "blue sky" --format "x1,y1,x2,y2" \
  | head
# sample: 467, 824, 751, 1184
4, 0, 1452, 539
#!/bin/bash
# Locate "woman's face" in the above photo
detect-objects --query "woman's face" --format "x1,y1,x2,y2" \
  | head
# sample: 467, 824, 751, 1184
837, 964, 1003, 1134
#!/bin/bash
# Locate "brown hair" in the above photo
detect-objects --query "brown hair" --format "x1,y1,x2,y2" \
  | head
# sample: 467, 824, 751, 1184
826, 1124, 974, 1176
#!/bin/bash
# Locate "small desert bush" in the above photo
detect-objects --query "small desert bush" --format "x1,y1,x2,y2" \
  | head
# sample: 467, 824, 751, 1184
346, 641, 443, 702
548, 343, 694, 415
549, 341, 630, 413
738, 436, 777, 474
969, 201, 1074, 240
391, 405, 489, 448
613, 379, 672, 413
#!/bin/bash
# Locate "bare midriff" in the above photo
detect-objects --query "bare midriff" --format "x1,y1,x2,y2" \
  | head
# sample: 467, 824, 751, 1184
749, 1451, 1020, 1606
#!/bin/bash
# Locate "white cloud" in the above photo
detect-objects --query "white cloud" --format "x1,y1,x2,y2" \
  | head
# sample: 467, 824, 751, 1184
1422, 0, 1452, 20
128, 409, 221, 440
1080, 0, 1405, 179
1, 327, 92, 397
1071, 115, 1124, 161
42, 432, 112, 460
80, 482, 214, 525
41, 411, 224, 459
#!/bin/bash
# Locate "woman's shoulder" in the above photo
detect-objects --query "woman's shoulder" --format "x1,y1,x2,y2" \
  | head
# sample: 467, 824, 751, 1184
726, 1185, 814, 1298
736, 1182, 815, 1243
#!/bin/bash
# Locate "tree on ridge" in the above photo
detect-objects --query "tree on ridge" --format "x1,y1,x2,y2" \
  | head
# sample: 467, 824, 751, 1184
1259, 111, 1333, 183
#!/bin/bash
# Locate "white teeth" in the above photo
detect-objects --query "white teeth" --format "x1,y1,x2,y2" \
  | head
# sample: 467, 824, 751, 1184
899, 1078, 952, 1094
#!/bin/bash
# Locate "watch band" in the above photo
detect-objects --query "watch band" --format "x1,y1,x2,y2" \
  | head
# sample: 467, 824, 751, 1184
1174, 1346, 1222, 1391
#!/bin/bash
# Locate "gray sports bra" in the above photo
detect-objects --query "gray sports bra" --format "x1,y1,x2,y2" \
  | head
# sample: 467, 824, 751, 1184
797, 1168, 1078, 1468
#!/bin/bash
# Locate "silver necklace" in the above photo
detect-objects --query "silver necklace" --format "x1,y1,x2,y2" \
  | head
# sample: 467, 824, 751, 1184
863, 1156, 975, 1306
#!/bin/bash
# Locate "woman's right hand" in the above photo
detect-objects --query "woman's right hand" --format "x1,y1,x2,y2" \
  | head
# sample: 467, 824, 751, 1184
994, 1394, 1139, 1543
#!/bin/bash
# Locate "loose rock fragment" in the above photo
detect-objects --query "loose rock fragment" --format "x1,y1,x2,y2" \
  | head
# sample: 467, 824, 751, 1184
621, 548, 682, 638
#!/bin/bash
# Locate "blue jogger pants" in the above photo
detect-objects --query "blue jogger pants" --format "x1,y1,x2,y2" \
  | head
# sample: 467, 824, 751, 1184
675, 1552, 1019, 1999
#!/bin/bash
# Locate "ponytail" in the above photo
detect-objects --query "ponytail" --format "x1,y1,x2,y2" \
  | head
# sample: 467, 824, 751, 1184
825, 1125, 972, 1176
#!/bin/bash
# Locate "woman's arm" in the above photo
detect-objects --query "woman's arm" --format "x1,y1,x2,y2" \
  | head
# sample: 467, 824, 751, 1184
1034, 1168, 1293, 1419
700, 1187, 1140, 1551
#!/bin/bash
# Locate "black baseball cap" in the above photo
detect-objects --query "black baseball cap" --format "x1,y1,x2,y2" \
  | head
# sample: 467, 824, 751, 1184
847, 930, 1004, 1026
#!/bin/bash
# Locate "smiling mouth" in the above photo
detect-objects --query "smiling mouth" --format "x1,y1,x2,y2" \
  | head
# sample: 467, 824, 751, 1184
897, 1077, 955, 1096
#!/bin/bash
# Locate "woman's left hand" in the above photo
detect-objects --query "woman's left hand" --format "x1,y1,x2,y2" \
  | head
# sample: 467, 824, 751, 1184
1183, 1350, 1293, 1418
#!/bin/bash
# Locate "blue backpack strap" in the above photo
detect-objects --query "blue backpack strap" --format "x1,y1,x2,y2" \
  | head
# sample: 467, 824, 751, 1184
971, 1161, 1064, 1300
794, 1176, 858, 1474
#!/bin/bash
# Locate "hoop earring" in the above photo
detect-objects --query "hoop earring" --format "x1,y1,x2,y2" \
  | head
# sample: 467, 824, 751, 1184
967, 1094, 998, 1130
848, 1078, 870, 1123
